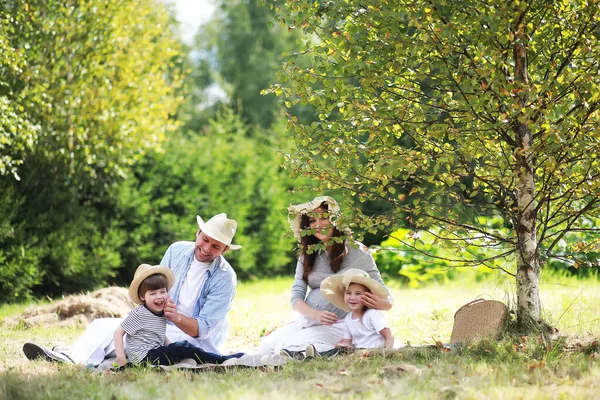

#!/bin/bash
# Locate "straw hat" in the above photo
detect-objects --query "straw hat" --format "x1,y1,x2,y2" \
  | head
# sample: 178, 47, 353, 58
196, 213, 242, 250
320, 268, 388, 312
129, 264, 175, 305
288, 196, 341, 242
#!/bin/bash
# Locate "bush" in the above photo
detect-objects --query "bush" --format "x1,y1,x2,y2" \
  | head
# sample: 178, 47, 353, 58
374, 222, 507, 287
0, 184, 42, 302
542, 216, 600, 278
375, 214, 600, 287
0, 161, 126, 297
113, 109, 296, 283
0, 0, 183, 300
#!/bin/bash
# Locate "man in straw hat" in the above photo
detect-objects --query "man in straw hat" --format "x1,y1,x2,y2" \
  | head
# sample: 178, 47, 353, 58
160, 213, 241, 354
23, 213, 242, 364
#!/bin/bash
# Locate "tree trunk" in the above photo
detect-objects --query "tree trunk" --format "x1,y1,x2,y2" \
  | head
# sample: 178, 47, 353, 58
513, 41, 542, 330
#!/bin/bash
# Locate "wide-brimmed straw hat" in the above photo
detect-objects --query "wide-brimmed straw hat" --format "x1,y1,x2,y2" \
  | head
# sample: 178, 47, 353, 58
288, 196, 341, 242
129, 264, 175, 305
196, 213, 242, 250
320, 268, 388, 312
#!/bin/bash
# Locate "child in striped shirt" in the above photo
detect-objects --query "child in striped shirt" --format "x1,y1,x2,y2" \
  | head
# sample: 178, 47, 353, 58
114, 264, 243, 367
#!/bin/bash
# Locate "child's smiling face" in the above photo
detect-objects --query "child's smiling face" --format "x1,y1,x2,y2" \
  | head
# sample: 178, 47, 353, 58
141, 288, 169, 313
344, 282, 370, 312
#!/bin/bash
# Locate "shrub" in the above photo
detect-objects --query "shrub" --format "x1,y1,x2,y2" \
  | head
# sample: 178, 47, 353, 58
113, 109, 296, 283
0, 184, 42, 302
374, 220, 509, 287
375, 214, 600, 287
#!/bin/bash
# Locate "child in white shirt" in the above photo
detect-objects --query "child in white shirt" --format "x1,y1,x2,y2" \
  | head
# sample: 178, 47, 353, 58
313, 268, 393, 355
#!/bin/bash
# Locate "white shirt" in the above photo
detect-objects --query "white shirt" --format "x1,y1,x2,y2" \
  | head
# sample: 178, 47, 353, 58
177, 258, 211, 317
343, 308, 388, 349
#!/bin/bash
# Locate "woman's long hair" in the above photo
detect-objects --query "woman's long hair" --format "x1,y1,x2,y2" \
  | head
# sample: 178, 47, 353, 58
299, 202, 347, 282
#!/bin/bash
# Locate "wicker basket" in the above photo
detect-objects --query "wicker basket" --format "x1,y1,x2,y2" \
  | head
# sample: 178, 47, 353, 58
450, 299, 508, 344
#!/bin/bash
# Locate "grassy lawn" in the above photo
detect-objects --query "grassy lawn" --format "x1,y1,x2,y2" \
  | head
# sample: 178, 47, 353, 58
1, 272, 599, 399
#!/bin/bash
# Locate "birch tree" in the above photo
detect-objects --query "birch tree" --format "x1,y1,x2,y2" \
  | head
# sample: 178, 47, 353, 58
272, 0, 600, 329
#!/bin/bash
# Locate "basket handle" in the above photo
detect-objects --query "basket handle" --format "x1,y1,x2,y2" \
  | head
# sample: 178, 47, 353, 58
453, 298, 486, 319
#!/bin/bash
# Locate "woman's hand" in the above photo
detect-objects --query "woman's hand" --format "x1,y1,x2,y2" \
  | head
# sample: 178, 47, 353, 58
360, 292, 392, 311
314, 310, 338, 325
293, 300, 338, 325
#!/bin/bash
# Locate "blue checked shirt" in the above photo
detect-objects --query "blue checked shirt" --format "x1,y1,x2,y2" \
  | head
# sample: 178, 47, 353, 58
160, 241, 237, 353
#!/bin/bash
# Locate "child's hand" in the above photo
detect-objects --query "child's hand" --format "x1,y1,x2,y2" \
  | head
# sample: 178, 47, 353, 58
335, 339, 353, 349
380, 327, 394, 349
115, 357, 127, 368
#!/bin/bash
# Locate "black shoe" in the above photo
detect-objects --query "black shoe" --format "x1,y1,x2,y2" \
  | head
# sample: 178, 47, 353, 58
52, 345, 75, 362
23, 343, 73, 363
318, 348, 342, 360
280, 348, 305, 360
305, 344, 317, 359
304, 346, 343, 360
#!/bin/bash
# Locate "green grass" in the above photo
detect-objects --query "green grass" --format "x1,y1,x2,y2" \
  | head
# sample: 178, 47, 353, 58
0, 299, 52, 320
1, 273, 599, 399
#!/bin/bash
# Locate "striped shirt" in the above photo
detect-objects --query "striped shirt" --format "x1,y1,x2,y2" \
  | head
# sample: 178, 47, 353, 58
160, 241, 237, 353
122, 305, 167, 364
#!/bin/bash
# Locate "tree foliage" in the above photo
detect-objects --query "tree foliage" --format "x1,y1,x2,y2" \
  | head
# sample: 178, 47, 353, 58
0, 0, 183, 301
0, 0, 183, 190
272, 0, 600, 328
0, 3, 45, 180
114, 109, 295, 283
185, 0, 312, 132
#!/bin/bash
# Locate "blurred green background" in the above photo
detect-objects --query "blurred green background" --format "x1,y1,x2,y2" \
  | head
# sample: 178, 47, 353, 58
1, 0, 597, 303
0, 0, 336, 302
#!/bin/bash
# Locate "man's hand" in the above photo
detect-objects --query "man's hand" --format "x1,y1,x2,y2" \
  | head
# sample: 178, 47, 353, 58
164, 297, 199, 337
314, 310, 338, 325
164, 298, 182, 323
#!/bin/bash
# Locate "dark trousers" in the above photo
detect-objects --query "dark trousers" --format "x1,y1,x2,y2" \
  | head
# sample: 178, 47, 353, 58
142, 340, 244, 366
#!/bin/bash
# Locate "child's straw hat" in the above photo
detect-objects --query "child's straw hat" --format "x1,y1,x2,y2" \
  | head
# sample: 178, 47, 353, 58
129, 264, 175, 304
320, 268, 388, 312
